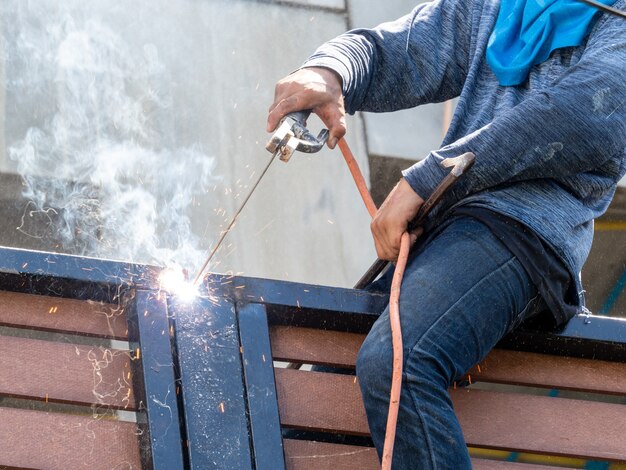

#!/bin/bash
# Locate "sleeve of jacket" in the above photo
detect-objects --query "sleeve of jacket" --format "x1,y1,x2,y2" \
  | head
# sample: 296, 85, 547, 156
301, 0, 473, 114
402, 6, 626, 202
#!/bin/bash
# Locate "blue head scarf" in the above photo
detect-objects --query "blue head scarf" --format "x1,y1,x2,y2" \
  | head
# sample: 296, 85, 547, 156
487, 0, 618, 86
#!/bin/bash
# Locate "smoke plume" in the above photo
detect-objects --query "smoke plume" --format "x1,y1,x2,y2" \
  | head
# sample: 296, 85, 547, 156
4, 1, 217, 271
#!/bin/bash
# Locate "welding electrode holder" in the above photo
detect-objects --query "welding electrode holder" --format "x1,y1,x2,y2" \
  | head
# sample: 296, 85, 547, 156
265, 110, 330, 162
354, 152, 476, 290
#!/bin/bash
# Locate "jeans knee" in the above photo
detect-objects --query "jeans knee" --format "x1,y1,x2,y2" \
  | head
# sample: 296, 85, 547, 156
356, 330, 393, 397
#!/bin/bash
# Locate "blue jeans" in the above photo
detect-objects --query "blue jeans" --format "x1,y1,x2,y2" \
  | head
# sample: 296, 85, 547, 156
358, 217, 544, 469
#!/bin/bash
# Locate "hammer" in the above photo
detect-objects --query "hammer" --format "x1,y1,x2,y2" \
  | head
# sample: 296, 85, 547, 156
354, 152, 475, 289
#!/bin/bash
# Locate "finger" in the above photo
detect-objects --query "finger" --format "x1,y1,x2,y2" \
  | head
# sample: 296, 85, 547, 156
267, 95, 302, 132
374, 236, 396, 261
371, 216, 392, 259
371, 220, 398, 261
409, 226, 424, 246
370, 220, 387, 260
316, 102, 346, 149
327, 115, 346, 149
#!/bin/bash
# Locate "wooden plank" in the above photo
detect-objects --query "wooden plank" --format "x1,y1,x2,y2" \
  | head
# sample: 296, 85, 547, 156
282, 440, 563, 470
469, 348, 626, 395
0, 335, 135, 409
0, 406, 142, 470
270, 326, 364, 368
270, 326, 626, 395
275, 368, 369, 436
0, 290, 127, 339
454, 388, 626, 462
283, 439, 378, 470
472, 459, 567, 469
276, 368, 626, 461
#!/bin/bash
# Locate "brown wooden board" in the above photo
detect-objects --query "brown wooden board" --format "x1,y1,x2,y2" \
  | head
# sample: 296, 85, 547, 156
282, 440, 563, 470
469, 348, 626, 395
276, 368, 626, 461
275, 368, 369, 436
283, 439, 378, 470
0, 334, 135, 409
0, 290, 127, 339
471, 459, 568, 469
0, 406, 142, 469
454, 388, 626, 461
270, 325, 364, 368
270, 326, 626, 395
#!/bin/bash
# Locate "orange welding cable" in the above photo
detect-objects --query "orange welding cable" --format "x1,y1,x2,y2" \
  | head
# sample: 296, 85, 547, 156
337, 137, 407, 470
338, 138, 378, 218
381, 231, 409, 469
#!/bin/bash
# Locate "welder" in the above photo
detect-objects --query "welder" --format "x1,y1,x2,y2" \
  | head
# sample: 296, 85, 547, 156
267, 0, 626, 468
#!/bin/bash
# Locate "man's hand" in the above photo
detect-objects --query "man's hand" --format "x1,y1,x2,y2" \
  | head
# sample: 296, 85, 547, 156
371, 178, 425, 261
267, 67, 346, 149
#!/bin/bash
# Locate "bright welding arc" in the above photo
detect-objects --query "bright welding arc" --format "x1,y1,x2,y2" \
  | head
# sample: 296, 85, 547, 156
192, 152, 278, 286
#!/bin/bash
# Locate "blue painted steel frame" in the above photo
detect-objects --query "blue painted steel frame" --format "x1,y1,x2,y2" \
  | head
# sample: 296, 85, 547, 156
238, 303, 285, 470
170, 294, 253, 469
203, 272, 626, 362
166, 274, 389, 469
171, 271, 626, 468
129, 290, 186, 470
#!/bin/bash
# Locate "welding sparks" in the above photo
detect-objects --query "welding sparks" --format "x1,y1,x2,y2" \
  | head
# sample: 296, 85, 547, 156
160, 267, 198, 303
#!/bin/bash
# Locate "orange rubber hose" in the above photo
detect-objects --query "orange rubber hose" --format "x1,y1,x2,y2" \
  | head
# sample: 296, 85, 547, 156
338, 138, 378, 218
381, 231, 409, 469
337, 137, 407, 470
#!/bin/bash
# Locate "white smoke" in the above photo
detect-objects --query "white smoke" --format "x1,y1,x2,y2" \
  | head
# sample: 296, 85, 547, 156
5, 2, 218, 271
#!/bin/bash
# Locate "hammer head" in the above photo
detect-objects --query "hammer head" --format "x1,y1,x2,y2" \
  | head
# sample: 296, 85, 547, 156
265, 111, 329, 162
440, 152, 476, 177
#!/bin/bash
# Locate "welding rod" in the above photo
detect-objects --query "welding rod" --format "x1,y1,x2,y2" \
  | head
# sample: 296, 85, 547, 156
192, 152, 278, 285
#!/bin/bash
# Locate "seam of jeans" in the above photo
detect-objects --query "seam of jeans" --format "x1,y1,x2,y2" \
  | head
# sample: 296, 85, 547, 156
406, 384, 439, 469
405, 255, 519, 356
